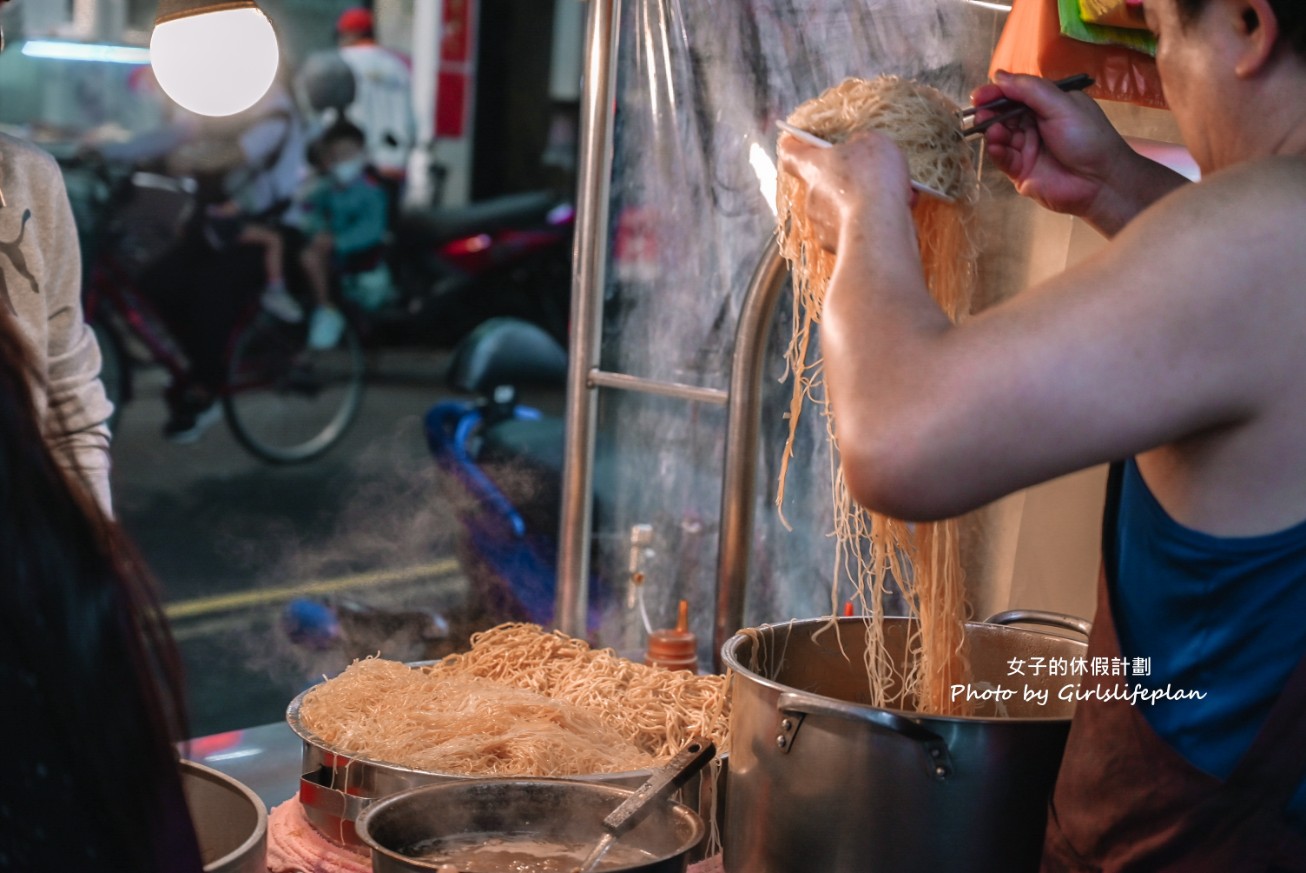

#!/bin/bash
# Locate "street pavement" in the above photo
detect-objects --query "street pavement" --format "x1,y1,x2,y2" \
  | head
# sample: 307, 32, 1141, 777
110, 346, 508, 737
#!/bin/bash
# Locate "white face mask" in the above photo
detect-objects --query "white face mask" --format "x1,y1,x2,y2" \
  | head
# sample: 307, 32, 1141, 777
331, 156, 367, 186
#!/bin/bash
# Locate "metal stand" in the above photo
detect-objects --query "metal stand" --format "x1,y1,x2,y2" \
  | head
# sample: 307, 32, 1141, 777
555, 0, 792, 669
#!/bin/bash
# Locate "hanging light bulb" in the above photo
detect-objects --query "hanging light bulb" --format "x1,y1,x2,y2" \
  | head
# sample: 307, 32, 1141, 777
150, 0, 280, 117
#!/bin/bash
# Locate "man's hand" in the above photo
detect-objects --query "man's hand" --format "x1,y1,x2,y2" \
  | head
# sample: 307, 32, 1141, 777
776, 128, 917, 254
974, 71, 1134, 219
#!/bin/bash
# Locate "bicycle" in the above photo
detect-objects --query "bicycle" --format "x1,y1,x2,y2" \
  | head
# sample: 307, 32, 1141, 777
65, 155, 367, 464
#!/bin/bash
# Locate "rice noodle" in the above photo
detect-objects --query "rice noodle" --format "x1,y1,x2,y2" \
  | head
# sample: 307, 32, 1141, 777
776, 76, 980, 716
298, 623, 730, 776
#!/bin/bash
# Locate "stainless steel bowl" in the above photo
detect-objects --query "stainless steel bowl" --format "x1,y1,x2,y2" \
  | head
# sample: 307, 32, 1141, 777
356, 779, 705, 873
180, 759, 268, 873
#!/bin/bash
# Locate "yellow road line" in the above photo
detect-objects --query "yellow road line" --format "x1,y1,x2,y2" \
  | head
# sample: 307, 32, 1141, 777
164, 558, 462, 620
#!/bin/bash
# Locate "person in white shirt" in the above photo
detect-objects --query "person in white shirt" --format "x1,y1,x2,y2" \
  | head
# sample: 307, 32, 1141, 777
333, 7, 416, 193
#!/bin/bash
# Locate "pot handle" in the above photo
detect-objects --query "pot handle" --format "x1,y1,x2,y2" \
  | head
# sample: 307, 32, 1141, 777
776, 689, 953, 781
300, 774, 371, 819
985, 609, 1091, 639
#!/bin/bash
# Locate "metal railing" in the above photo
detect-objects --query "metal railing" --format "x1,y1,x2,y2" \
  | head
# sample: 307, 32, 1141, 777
556, 0, 791, 671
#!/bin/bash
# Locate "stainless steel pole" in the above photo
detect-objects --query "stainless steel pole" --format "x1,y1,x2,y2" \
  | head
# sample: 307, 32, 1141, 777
555, 0, 620, 636
588, 371, 728, 406
713, 239, 789, 668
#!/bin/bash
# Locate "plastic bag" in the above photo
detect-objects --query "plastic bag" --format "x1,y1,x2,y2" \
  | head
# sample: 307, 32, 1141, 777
989, 0, 1166, 109
1061, 0, 1155, 54
1079, 0, 1148, 30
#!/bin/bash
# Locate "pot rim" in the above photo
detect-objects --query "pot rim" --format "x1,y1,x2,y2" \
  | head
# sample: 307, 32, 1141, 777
355, 778, 707, 870
721, 615, 1085, 725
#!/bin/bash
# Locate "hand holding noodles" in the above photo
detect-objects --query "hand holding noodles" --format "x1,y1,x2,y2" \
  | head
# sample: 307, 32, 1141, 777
776, 76, 980, 716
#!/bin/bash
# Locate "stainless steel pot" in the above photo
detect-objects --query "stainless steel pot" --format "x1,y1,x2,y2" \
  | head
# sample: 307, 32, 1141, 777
356, 779, 705, 873
720, 612, 1089, 873
286, 673, 719, 848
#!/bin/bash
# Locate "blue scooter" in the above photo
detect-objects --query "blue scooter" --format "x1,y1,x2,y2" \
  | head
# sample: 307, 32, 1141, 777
423, 317, 610, 630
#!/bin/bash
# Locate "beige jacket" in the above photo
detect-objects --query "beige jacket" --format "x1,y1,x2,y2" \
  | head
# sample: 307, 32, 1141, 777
0, 133, 113, 511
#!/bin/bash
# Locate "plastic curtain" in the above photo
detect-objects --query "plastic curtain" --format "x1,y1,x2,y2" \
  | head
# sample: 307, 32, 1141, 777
589, 0, 1011, 659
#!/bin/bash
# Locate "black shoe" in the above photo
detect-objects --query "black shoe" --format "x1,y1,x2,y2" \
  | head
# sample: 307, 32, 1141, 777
164, 397, 221, 444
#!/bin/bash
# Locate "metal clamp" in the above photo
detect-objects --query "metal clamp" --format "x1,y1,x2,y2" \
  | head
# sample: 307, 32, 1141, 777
774, 710, 803, 753
298, 773, 374, 847
777, 690, 954, 781
299, 773, 372, 820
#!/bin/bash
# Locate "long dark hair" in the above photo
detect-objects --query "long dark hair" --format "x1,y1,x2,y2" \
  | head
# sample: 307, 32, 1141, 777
0, 316, 201, 870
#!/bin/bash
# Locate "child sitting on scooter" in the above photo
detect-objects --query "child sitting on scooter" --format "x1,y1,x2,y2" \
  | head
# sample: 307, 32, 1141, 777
290, 117, 394, 349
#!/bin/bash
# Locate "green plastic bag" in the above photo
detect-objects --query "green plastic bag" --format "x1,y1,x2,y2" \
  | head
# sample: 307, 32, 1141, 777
1059, 0, 1156, 56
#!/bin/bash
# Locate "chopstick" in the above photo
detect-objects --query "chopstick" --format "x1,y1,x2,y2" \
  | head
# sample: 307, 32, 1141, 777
774, 120, 955, 203
960, 73, 1094, 138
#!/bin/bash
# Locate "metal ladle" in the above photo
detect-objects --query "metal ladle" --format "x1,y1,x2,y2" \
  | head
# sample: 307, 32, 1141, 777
573, 736, 717, 873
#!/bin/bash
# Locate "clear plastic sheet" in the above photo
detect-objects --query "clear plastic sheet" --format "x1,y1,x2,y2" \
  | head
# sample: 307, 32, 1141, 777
589, 0, 1014, 660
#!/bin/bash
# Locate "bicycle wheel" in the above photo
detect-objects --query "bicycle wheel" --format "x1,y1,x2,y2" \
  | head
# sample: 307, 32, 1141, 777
222, 311, 366, 463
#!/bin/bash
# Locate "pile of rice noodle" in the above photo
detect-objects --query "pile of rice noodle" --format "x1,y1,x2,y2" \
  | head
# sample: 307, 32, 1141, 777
298, 623, 730, 776
776, 76, 981, 717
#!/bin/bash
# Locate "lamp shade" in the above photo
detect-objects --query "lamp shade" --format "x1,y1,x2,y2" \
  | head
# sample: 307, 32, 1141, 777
150, 0, 279, 117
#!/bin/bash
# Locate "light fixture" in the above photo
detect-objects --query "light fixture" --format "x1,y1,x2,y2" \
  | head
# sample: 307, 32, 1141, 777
22, 40, 152, 65
150, 0, 280, 117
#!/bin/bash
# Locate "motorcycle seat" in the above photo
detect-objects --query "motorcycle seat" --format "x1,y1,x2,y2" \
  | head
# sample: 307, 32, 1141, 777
446, 317, 568, 395
397, 190, 560, 248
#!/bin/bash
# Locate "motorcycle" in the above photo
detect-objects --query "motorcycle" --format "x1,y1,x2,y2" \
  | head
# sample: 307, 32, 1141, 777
370, 188, 574, 348
296, 50, 574, 349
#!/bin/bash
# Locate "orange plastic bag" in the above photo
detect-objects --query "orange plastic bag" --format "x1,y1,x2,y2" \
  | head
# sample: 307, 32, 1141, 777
989, 0, 1166, 109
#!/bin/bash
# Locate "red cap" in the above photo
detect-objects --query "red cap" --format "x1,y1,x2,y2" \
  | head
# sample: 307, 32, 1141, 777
336, 8, 374, 36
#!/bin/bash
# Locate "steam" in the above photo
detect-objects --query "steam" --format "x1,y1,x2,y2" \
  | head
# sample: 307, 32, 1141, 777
228, 416, 467, 682
592, 0, 1000, 646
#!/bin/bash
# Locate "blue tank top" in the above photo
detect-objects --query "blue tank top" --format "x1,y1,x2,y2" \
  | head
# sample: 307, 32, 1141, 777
1111, 458, 1306, 819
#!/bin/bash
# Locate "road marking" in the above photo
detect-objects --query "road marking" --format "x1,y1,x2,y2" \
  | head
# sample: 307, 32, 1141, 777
165, 559, 463, 620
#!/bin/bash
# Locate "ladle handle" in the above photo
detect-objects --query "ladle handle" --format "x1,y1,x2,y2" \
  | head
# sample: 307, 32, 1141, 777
603, 736, 716, 835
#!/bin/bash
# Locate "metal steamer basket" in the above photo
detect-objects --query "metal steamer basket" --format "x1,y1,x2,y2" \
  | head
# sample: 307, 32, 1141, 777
720, 612, 1090, 873
285, 679, 723, 849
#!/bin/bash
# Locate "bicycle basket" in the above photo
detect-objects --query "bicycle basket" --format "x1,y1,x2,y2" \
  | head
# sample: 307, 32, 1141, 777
106, 172, 197, 276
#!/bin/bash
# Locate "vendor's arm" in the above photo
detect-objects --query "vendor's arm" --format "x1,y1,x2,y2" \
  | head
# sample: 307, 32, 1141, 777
974, 72, 1189, 237
781, 133, 1306, 537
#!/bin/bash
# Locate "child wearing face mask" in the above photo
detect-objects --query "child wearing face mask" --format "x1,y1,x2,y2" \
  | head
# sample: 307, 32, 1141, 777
292, 118, 391, 349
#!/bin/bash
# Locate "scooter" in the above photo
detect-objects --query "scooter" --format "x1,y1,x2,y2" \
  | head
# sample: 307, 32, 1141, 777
422, 316, 607, 628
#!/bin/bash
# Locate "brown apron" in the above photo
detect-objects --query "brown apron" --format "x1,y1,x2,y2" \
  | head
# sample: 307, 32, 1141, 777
1041, 467, 1306, 872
